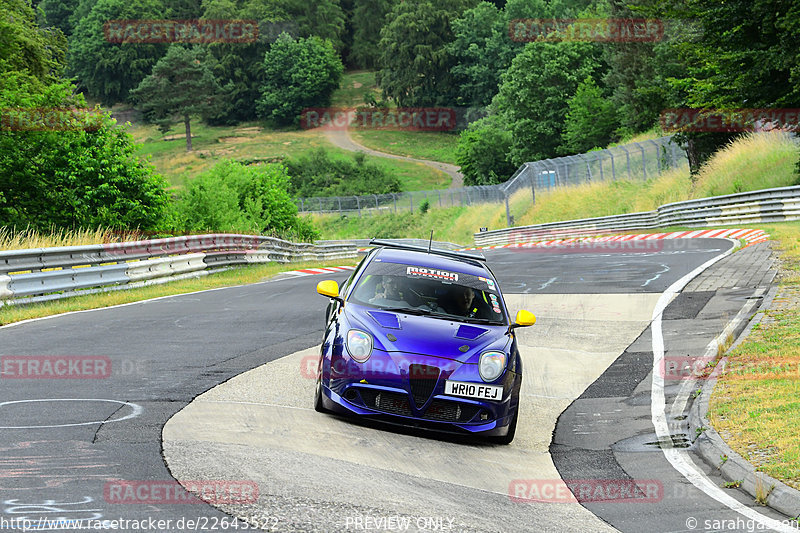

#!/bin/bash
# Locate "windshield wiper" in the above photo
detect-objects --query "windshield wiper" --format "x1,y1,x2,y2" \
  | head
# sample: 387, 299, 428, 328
380, 306, 433, 316
461, 317, 504, 325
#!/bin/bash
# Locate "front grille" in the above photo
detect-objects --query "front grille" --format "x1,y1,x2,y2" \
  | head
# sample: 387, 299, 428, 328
359, 389, 413, 416
357, 388, 483, 423
408, 364, 440, 408
425, 400, 481, 422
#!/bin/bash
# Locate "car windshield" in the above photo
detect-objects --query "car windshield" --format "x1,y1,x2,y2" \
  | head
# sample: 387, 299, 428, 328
349, 260, 507, 325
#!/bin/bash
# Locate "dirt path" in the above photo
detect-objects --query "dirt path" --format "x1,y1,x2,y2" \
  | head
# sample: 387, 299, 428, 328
324, 128, 464, 189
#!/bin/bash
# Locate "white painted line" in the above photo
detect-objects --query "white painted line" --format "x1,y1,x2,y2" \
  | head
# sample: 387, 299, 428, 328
0, 399, 143, 429
650, 239, 796, 532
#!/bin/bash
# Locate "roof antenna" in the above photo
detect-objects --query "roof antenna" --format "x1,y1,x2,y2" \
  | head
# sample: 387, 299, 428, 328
428, 229, 434, 254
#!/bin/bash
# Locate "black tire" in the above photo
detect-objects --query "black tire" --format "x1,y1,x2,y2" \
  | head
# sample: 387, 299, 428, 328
314, 374, 327, 413
493, 407, 518, 445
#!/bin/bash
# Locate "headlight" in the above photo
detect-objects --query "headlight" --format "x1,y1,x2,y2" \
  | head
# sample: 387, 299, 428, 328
479, 351, 507, 382
346, 329, 373, 363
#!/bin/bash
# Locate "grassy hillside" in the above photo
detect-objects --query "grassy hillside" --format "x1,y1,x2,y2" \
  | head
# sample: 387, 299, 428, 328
114, 70, 457, 192
314, 132, 800, 244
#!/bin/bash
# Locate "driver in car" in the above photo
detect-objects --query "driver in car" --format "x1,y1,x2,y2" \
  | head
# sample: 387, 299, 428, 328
369, 276, 407, 307
445, 285, 480, 318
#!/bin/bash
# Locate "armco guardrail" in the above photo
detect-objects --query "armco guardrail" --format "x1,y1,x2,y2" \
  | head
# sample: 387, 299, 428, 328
0, 234, 356, 306
474, 185, 800, 246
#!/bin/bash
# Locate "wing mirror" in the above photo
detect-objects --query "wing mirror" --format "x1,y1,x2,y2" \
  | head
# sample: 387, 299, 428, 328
509, 309, 536, 331
317, 280, 343, 304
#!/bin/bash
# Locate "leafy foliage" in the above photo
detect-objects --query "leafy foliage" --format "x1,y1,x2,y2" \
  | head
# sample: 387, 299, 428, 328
130, 45, 229, 151
377, 0, 477, 107
448, 2, 517, 108
173, 160, 318, 240
277, 0, 347, 52
349, 0, 396, 69
1, 0, 67, 84
456, 115, 516, 185
67, 0, 167, 104
37, 0, 81, 37
561, 76, 618, 153
257, 34, 344, 125
285, 149, 401, 197
495, 41, 602, 165
0, 76, 170, 231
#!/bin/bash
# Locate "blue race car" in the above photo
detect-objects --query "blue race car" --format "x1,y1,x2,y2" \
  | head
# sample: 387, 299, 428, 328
313, 240, 536, 444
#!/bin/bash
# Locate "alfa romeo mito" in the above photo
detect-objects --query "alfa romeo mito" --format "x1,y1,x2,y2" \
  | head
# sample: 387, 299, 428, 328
313, 240, 535, 444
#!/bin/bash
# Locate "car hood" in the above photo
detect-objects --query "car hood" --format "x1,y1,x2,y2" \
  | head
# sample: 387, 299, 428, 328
346, 305, 509, 364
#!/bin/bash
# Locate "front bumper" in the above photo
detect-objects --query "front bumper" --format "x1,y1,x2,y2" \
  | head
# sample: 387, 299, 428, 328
319, 349, 520, 436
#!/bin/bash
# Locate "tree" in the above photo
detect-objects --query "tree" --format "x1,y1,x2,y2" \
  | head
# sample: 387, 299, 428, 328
130, 45, 229, 151
560, 76, 618, 153
377, 0, 477, 107
0, 0, 170, 232
448, 2, 518, 108
256, 34, 343, 125
67, 0, 167, 104
37, 0, 81, 36
633, 0, 800, 173
200, 0, 284, 124
495, 41, 602, 165
456, 114, 517, 185
277, 0, 347, 51
349, 0, 395, 69
1, 0, 66, 84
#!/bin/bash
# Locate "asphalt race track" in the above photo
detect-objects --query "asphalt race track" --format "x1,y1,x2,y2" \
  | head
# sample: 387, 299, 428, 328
0, 238, 792, 532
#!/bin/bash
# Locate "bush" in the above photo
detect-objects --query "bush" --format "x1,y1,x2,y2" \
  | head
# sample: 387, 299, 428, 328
455, 114, 517, 185
285, 149, 401, 197
172, 160, 318, 241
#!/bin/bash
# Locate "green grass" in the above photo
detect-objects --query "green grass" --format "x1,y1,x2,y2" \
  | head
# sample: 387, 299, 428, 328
113, 69, 454, 191
330, 70, 382, 107
313, 131, 800, 243
349, 130, 460, 165
708, 224, 800, 489
127, 120, 448, 191
0, 258, 358, 326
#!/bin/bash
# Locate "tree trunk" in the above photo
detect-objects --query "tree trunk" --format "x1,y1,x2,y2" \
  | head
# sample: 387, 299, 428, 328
184, 115, 192, 152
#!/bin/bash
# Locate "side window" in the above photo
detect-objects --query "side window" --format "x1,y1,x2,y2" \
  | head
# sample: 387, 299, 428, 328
340, 253, 371, 299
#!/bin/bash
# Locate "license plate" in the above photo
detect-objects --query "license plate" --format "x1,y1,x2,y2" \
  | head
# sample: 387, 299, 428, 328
444, 380, 502, 401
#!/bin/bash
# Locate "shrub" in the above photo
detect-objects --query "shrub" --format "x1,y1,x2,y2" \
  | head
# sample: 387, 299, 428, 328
173, 160, 318, 241
285, 149, 401, 197
455, 114, 517, 185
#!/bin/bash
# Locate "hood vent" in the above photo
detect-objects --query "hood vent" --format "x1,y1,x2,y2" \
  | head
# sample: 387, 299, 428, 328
367, 311, 401, 329
455, 324, 488, 340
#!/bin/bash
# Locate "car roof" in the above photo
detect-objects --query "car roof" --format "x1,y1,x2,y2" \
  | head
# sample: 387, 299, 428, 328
371, 246, 492, 278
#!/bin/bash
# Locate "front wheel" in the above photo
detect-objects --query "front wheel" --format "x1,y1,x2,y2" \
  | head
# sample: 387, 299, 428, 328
314, 374, 327, 413
492, 408, 518, 445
